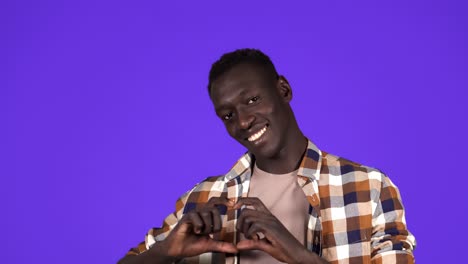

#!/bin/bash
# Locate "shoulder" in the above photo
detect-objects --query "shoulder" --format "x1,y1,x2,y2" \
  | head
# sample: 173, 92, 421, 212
178, 152, 251, 208
182, 175, 227, 197
193, 175, 227, 192
320, 151, 387, 188
318, 151, 401, 210
177, 175, 228, 210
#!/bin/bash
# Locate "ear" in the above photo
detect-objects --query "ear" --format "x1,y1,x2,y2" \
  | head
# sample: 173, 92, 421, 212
276, 75, 292, 103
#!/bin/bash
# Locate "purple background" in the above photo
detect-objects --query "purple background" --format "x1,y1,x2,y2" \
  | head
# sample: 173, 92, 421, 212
3, 1, 467, 263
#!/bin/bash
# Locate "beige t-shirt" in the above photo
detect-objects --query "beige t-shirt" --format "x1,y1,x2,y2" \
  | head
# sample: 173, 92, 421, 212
239, 163, 310, 264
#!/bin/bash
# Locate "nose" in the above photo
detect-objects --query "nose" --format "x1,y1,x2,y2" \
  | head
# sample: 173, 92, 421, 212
237, 109, 255, 130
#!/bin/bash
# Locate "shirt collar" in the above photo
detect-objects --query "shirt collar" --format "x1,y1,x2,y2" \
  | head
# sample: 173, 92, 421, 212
224, 138, 322, 182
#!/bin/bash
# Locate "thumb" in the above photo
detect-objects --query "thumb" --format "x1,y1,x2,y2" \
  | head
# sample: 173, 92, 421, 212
206, 239, 238, 254
236, 239, 271, 252
176, 221, 192, 233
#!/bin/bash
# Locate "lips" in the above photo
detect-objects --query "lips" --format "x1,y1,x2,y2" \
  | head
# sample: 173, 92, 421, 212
247, 125, 268, 142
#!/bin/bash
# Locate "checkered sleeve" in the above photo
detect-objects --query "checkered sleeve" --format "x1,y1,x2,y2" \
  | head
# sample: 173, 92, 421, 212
125, 187, 194, 256
370, 171, 416, 264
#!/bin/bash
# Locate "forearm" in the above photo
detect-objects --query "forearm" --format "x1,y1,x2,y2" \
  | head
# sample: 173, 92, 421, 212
117, 243, 179, 264
370, 172, 416, 264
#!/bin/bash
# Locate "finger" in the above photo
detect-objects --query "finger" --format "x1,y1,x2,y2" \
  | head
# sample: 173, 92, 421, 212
199, 210, 213, 234
237, 208, 268, 227
233, 197, 269, 213
205, 197, 234, 221
236, 208, 257, 234
206, 239, 238, 254
236, 208, 263, 232
252, 233, 264, 241
211, 207, 222, 233
237, 239, 285, 263
242, 216, 254, 238
206, 196, 235, 208
245, 222, 266, 241
236, 238, 272, 252
186, 212, 204, 234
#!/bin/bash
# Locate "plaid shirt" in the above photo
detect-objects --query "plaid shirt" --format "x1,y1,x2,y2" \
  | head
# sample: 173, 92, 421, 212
127, 140, 416, 263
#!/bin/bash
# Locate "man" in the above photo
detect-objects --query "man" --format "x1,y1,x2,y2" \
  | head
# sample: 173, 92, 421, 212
118, 49, 416, 264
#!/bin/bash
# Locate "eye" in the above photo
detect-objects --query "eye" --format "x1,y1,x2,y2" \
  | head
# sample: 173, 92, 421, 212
248, 96, 259, 104
222, 112, 233, 121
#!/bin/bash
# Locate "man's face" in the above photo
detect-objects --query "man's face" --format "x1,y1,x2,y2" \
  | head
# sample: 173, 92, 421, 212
210, 63, 293, 159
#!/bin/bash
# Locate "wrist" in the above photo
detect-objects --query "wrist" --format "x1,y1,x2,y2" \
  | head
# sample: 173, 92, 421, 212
147, 241, 180, 264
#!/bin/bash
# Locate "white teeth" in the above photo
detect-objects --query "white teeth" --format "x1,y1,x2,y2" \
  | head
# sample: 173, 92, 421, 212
248, 126, 267, 142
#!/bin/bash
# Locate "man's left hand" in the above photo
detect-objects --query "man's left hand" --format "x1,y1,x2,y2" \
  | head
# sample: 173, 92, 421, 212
234, 197, 327, 264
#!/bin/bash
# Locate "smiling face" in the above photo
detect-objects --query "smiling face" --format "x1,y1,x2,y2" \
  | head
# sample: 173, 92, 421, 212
210, 63, 296, 160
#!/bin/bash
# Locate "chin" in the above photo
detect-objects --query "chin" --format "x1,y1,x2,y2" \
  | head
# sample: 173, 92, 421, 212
249, 142, 281, 160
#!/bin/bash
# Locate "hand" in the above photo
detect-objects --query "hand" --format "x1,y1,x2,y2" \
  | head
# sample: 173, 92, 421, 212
155, 197, 238, 259
234, 197, 321, 264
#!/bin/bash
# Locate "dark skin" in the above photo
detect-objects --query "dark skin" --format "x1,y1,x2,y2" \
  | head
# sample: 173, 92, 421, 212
118, 63, 327, 264
234, 197, 324, 264
210, 63, 327, 263
210, 63, 306, 174
117, 197, 238, 264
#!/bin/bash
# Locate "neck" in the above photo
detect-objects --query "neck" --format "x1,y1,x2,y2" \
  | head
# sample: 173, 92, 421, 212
255, 130, 308, 174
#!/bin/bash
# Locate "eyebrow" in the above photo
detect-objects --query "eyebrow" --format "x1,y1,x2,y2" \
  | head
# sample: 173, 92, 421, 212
214, 89, 251, 113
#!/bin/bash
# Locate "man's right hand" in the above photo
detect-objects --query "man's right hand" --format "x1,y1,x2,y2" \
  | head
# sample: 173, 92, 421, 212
153, 197, 238, 260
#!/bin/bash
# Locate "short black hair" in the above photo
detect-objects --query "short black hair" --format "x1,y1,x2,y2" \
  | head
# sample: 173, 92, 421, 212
207, 48, 279, 95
